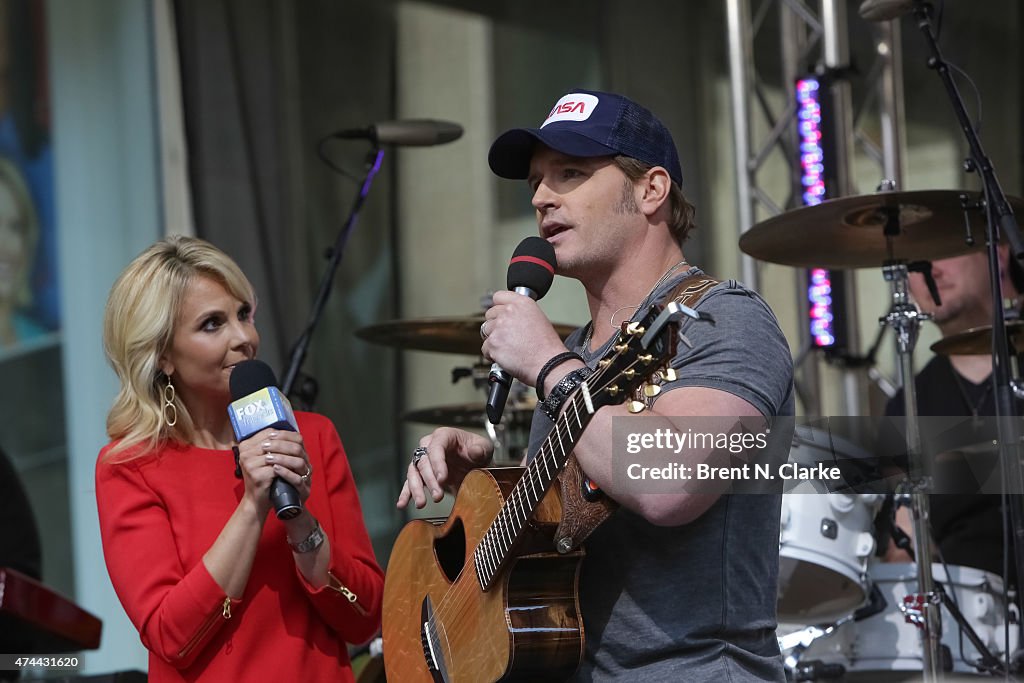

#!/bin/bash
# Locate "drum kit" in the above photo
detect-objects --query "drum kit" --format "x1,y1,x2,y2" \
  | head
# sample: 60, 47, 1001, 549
741, 189, 1024, 680
355, 312, 577, 464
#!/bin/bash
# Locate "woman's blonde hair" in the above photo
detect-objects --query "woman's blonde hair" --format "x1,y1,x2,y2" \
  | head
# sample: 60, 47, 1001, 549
102, 235, 255, 460
0, 156, 39, 308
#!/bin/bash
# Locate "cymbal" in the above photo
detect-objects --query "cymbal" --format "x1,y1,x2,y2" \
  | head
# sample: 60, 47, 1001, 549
739, 190, 1024, 269
355, 315, 577, 355
402, 401, 536, 428
930, 319, 1024, 355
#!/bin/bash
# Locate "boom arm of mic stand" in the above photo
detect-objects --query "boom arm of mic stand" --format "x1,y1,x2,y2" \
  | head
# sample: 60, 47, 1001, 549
281, 147, 386, 400
910, 5, 1024, 673
911, 1, 1024, 259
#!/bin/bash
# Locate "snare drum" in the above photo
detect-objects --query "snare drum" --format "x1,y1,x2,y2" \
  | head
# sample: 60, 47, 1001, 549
778, 426, 882, 622
783, 563, 1018, 681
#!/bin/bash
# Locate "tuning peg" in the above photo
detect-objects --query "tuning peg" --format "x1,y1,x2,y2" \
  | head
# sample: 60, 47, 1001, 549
643, 383, 661, 398
663, 367, 678, 382
628, 400, 646, 414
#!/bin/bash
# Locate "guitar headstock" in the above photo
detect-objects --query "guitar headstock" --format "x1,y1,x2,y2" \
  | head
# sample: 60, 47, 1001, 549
585, 302, 687, 413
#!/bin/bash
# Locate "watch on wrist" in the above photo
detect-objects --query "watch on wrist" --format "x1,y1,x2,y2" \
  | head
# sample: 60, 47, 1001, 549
288, 520, 325, 554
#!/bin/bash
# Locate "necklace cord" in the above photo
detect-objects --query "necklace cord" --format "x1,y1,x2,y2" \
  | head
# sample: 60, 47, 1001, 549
582, 260, 690, 351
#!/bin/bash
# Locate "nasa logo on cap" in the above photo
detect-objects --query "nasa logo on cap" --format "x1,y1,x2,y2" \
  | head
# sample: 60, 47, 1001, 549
541, 93, 600, 128
488, 88, 684, 186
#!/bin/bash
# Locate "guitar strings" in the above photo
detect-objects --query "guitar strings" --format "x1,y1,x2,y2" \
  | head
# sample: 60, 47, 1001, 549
425, 408, 590, 654
470, 332, 662, 589
425, 343, 657, 647
426, 361, 643, 651
478, 397, 580, 572
426, 389, 588, 638
426, 362, 610, 635
472, 400, 579, 582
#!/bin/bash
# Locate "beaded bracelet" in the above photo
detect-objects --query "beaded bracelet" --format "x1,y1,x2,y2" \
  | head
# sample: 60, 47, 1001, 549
540, 366, 594, 421
535, 351, 584, 401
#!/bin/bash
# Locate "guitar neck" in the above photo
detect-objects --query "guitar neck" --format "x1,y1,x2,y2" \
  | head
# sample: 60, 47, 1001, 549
470, 305, 685, 591
473, 383, 597, 590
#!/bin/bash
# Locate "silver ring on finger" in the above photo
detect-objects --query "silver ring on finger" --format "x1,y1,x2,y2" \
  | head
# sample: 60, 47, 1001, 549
480, 321, 489, 340
412, 446, 428, 466
301, 463, 312, 485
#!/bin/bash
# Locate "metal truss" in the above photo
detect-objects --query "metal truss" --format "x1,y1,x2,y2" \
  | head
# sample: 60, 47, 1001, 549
726, 0, 907, 415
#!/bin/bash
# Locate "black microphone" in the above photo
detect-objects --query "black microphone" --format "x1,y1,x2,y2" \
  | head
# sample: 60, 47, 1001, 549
332, 119, 463, 146
486, 237, 557, 425
858, 0, 914, 21
228, 360, 303, 520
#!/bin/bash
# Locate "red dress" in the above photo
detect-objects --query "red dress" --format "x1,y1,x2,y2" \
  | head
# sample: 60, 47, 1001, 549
96, 411, 383, 682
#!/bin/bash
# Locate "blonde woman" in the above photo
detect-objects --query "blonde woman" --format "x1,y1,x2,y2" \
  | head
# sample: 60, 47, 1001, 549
0, 156, 43, 347
96, 236, 382, 682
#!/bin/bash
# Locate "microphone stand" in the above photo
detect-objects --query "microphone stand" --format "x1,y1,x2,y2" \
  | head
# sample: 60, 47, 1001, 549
881, 260, 943, 680
281, 146, 385, 405
909, 0, 1024, 675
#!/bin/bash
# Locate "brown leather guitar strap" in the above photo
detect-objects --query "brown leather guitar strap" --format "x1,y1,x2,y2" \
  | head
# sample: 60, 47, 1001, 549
553, 272, 721, 553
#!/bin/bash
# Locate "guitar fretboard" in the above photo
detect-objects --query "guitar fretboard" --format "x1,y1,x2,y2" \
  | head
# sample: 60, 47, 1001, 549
473, 383, 596, 590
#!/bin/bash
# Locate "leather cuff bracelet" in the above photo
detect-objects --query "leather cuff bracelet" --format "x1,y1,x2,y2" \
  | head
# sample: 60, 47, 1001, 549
540, 366, 594, 421
536, 351, 583, 401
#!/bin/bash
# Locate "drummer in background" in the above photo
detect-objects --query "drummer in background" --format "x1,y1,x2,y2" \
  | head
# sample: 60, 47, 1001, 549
881, 244, 1024, 586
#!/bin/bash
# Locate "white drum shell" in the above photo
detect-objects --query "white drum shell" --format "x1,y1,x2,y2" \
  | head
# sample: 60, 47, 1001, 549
782, 563, 1019, 679
779, 492, 882, 622
778, 424, 882, 622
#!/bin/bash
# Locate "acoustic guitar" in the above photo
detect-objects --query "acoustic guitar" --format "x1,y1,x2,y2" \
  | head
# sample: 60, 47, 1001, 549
382, 302, 686, 682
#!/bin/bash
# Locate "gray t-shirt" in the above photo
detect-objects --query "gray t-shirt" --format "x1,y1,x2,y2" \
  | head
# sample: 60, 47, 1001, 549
527, 268, 794, 682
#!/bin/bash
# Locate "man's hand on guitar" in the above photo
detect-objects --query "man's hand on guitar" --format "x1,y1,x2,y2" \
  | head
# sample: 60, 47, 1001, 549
397, 427, 494, 509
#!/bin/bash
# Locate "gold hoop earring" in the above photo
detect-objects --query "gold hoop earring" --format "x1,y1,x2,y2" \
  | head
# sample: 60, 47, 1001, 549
162, 376, 178, 427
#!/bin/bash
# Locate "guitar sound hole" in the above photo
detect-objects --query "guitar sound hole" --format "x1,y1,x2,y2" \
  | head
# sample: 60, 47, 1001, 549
434, 518, 466, 582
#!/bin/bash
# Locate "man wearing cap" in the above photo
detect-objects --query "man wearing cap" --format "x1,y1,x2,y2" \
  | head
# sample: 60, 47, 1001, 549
400, 89, 794, 681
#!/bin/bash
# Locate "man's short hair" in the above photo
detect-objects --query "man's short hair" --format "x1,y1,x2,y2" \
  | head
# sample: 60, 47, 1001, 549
612, 156, 697, 245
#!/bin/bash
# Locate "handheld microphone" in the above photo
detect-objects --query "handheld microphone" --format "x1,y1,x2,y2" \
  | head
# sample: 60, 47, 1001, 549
228, 360, 302, 520
332, 119, 463, 147
486, 237, 557, 425
858, 0, 914, 21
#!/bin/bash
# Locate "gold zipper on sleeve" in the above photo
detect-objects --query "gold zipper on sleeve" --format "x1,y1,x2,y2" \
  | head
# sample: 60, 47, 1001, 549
177, 597, 234, 660
326, 571, 368, 616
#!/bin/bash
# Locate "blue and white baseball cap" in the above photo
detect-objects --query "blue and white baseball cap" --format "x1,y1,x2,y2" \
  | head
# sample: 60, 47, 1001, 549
488, 89, 683, 186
